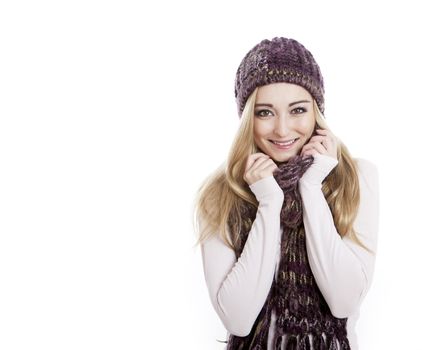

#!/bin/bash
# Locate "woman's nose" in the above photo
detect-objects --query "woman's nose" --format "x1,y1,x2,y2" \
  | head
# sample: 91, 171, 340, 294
274, 115, 290, 137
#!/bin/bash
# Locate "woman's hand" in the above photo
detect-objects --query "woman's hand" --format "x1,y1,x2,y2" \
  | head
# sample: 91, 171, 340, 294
243, 152, 279, 186
300, 128, 338, 160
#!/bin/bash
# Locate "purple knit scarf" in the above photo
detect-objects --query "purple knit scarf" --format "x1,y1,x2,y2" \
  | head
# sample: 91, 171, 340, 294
226, 155, 351, 350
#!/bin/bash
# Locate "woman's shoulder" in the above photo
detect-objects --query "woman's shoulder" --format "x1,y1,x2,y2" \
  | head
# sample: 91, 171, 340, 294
353, 157, 379, 191
353, 157, 378, 174
353, 156, 377, 169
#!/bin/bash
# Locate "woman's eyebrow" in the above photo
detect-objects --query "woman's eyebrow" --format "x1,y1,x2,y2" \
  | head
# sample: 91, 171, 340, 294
255, 100, 311, 108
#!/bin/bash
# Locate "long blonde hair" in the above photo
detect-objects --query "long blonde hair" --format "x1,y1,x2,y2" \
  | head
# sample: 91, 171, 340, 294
192, 87, 373, 254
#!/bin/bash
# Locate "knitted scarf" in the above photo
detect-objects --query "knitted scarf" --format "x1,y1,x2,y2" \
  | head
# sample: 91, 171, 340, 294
226, 155, 351, 350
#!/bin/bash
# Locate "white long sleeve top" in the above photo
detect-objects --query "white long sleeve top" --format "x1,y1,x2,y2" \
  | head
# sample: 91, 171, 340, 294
200, 153, 379, 350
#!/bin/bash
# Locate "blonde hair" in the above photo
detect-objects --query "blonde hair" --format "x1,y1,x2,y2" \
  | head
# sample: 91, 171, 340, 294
192, 87, 374, 255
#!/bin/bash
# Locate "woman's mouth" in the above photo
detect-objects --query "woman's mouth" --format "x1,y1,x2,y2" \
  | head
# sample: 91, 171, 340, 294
269, 138, 298, 150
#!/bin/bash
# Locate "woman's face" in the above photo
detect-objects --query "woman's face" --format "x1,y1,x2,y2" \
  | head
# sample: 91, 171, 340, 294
253, 82, 316, 163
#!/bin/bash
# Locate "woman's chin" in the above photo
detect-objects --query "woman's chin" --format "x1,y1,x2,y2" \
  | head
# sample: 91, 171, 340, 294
271, 154, 296, 165
271, 150, 300, 161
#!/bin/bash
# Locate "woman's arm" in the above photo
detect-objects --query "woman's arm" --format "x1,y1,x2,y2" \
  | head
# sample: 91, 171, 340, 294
298, 153, 379, 318
200, 176, 284, 336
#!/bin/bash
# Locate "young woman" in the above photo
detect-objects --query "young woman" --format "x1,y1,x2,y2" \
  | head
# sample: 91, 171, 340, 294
193, 37, 379, 350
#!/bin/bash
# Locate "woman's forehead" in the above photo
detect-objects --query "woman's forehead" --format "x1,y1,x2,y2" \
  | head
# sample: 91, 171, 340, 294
256, 83, 312, 102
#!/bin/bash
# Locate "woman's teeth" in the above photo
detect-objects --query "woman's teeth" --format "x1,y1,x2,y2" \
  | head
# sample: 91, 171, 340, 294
270, 139, 297, 145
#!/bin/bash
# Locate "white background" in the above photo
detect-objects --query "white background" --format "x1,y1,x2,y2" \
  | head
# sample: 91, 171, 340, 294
0, 0, 421, 349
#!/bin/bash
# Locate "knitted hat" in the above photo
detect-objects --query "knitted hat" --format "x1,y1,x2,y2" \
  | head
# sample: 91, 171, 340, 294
234, 37, 325, 118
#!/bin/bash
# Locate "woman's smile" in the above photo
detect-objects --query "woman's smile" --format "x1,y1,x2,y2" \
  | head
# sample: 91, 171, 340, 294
269, 138, 299, 150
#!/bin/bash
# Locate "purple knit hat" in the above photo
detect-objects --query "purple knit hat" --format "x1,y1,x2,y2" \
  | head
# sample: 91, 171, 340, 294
234, 37, 325, 118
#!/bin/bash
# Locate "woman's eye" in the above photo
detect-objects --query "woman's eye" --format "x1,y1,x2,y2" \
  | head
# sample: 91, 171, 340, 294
292, 107, 307, 114
255, 109, 272, 117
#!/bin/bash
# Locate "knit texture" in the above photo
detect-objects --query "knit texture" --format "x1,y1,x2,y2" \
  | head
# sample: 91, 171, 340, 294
226, 155, 350, 350
234, 37, 325, 118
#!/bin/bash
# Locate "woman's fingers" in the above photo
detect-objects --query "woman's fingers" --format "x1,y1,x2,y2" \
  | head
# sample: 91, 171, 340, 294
310, 141, 328, 154
302, 128, 338, 159
301, 142, 326, 156
244, 153, 269, 172
244, 153, 279, 186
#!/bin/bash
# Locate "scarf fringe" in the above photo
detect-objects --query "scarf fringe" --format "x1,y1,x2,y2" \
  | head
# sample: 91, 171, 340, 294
271, 333, 351, 350
298, 334, 311, 350
339, 338, 351, 350
285, 335, 297, 350
274, 334, 283, 349
313, 333, 325, 349
325, 333, 351, 350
